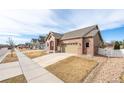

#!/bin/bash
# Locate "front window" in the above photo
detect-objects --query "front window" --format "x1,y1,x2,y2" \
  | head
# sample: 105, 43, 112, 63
86, 42, 89, 47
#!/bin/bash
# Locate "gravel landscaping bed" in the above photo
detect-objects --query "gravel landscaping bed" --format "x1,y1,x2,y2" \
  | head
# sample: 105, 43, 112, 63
76, 55, 124, 83
91, 58, 124, 83
120, 73, 124, 83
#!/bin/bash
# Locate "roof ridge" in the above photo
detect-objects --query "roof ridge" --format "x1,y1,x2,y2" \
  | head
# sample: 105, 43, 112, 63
63, 25, 97, 35
61, 25, 98, 40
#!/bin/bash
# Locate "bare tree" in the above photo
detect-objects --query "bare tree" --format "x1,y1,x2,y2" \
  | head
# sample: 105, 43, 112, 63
7, 37, 14, 57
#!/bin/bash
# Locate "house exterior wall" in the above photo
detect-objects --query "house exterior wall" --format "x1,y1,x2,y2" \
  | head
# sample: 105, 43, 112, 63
46, 35, 56, 53
83, 33, 103, 56
56, 39, 61, 52
93, 33, 103, 55
46, 31, 103, 55
83, 37, 94, 56
61, 38, 83, 54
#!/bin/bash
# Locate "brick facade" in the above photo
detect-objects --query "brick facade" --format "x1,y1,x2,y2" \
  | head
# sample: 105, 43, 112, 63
46, 25, 103, 55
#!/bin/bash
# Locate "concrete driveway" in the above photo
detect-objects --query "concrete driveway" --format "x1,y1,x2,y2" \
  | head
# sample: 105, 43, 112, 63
33, 53, 76, 67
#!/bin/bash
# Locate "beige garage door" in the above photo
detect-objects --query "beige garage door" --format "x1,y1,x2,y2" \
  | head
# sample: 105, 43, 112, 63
63, 44, 78, 54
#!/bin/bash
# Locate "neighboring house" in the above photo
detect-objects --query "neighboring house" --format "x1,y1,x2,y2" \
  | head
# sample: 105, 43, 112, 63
0, 44, 9, 49
31, 36, 46, 49
17, 44, 29, 49
38, 36, 46, 49
46, 25, 103, 56
25, 43, 32, 48
104, 42, 114, 49
31, 39, 40, 49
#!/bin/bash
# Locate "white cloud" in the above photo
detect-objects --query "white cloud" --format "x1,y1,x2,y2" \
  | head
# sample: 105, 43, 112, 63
0, 10, 58, 36
13, 37, 31, 44
67, 10, 124, 31
0, 32, 20, 37
0, 35, 30, 44
0, 10, 60, 44
1, 9, 124, 44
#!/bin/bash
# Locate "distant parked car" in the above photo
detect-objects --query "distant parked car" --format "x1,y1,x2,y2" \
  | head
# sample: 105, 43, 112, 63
8, 47, 12, 50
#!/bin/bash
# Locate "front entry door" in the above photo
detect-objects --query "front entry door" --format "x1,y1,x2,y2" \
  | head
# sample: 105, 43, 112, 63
50, 41, 54, 50
83, 42, 89, 54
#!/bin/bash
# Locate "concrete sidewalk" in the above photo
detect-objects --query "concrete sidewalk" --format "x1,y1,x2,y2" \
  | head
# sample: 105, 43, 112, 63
15, 49, 63, 83
33, 53, 75, 67
0, 62, 22, 81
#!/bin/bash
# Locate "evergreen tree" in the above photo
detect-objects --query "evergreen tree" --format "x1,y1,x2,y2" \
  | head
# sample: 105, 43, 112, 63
123, 40, 124, 48
114, 41, 120, 50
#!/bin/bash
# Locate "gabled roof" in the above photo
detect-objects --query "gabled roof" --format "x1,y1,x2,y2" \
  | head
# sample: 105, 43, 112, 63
46, 25, 103, 42
84, 29, 98, 37
61, 25, 99, 40
46, 32, 63, 41
52, 32, 63, 39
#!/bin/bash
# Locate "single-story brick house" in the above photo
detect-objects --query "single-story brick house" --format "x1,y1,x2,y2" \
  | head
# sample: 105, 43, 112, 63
46, 25, 103, 56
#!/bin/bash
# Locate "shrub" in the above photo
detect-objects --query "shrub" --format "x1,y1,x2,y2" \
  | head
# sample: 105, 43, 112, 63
114, 41, 120, 50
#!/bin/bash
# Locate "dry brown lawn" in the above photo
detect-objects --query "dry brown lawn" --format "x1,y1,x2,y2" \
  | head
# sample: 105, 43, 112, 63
1, 53, 18, 63
46, 56, 97, 83
24, 50, 47, 59
0, 74, 27, 83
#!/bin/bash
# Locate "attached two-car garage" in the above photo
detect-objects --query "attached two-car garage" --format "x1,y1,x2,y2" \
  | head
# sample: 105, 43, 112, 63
61, 43, 79, 54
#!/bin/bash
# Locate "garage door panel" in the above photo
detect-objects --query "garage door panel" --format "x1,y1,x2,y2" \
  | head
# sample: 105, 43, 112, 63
64, 45, 78, 53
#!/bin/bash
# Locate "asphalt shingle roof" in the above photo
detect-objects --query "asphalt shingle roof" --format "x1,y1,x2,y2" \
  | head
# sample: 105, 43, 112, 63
84, 29, 98, 37
61, 25, 98, 40
51, 32, 63, 39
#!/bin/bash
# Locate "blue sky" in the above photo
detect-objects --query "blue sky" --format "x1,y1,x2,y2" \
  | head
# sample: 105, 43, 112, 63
102, 26, 124, 42
0, 9, 124, 44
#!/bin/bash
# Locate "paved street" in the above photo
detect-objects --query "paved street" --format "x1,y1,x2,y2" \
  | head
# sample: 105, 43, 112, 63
0, 48, 8, 57
0, 48, 9, 63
